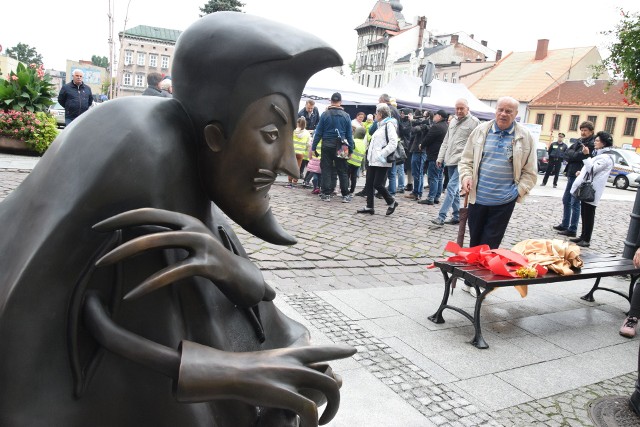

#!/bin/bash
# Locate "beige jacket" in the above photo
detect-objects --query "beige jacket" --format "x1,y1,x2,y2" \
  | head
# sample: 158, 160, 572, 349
436, 113, 480, 166
458, 120, 538, 204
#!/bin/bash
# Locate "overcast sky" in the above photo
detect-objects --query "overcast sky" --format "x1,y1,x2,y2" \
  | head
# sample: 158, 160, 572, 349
1, 0, 638, 72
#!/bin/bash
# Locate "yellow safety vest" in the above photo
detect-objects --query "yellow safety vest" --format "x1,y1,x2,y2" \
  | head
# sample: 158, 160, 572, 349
293, 131, 309, 156
347, 137, 366, 167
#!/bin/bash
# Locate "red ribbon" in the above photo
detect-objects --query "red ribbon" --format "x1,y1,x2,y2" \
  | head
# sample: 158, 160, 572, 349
429, 241, 547, 278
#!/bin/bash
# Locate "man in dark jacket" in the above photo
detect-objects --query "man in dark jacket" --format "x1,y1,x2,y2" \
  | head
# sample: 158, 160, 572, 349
297, 99, 319, 131
58, 69, 93, 125
541, 132, 568, 187
311, 92, 355, 202
418, 110, 449, 205
554, 121, 595, 237
405, 112, 430, 200
142, 72, 170, 97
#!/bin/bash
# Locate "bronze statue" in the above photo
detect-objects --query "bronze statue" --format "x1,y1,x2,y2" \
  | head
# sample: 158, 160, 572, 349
0, 12, 355, 426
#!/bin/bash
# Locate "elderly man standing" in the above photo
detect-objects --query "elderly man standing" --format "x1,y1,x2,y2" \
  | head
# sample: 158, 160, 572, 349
57, 69, 93, 125
459, 96, 537, 250
431, 99, 480, 226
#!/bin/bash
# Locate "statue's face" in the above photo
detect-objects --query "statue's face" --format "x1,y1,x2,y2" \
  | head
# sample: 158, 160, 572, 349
200, 93, 299, 243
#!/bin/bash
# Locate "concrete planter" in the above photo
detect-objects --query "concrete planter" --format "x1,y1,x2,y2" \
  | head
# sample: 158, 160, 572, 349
0, 136, 39, 156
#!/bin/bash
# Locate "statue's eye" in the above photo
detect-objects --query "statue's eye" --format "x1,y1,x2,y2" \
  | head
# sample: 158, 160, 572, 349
260, 125, 279, 143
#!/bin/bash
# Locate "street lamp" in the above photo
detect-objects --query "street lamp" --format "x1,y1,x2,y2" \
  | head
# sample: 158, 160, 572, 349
545, 71, 562, 143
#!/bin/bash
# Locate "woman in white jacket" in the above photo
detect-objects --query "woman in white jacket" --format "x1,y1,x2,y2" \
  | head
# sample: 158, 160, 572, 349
357, 103, 399, 215
569, 131, 615, 247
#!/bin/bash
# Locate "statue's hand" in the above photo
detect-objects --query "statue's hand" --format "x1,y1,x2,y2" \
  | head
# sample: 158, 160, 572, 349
93, 208, 274, 307
177, 341, 357, 427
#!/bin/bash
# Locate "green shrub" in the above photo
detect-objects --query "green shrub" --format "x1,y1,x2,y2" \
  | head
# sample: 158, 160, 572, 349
0, 110, 58, 154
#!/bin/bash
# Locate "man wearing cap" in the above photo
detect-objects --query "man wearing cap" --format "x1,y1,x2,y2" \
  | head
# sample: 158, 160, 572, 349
417, 109, 449, 205
541, 132, 568, 188
311, 92, 355, 202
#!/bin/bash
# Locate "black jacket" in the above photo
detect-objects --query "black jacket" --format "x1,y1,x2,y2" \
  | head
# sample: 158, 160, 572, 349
564, 135, 595, 176
297, 106, 320, 130
58, 81, 93, 120
424, 120, 448, 160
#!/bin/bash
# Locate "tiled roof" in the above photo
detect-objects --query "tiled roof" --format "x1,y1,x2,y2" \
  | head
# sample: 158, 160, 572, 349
469, 46, 596, 102
120, 25, 182, 43
529, 80, 634, 108
355, 0, 401, 31
396, 45, 448, 63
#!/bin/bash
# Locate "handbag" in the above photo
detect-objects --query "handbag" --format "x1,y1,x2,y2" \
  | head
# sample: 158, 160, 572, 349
384, 123, 406, 163
573, 167, 595, 202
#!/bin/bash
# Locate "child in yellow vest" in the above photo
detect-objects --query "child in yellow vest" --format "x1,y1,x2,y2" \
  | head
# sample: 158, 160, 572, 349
347, 127, 367, 194
287, 117, 310, 187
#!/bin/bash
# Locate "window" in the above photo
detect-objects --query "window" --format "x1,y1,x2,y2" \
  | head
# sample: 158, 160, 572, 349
587, 115, 597, 127
435, 73, 440, 80
123, 73, 131, 86
552, 114, 561, 131
443, 73, 449, 82
451, 72, 457, 83
149, 54, 157, 67
569, 115, 579, 131
124, 51, 132, 65
135, 74, 144, 87
535, 113, 544, 126
161, 56, 169, 69
624, 117, 637, 136
137, 52, 145, 66
605, 116, 616, 134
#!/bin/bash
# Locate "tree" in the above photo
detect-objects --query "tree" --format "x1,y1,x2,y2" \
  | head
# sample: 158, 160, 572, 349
92, 55, 109, 69
6, 43, 43, 67
199, 0, 244, 16
595, 9, 640, 105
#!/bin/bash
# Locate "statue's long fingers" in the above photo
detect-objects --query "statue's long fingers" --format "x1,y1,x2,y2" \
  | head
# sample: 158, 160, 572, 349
289, 368, 341, 425
95, 231, 204, 267
283, 344, 357, 366
254, 385, 319, 427
93, 208, 206, 232
124, 260, 199, 300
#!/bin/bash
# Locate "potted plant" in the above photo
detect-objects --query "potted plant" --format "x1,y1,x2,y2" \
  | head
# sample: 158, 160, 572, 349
0, 63, 58, 154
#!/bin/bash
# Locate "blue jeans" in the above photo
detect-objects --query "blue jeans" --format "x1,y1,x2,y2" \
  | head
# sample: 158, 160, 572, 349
438, 165, 460, 221
561, 175, 581, 232
426, 160, 443, 202
395, 163, 405, 190
411, 152, 426, 197
387, 164, 396, 195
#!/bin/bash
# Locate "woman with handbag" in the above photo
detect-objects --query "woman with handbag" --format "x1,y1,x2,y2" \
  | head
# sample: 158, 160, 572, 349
569, 131, 615, 247
356, 103, 399, 216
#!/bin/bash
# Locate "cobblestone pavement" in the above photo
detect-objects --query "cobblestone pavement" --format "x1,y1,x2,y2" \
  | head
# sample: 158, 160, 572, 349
2, 168, 639, 426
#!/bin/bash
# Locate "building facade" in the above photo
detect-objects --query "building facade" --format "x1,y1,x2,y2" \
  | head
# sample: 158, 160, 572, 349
528, 80, 639, 147
115, 25, 181, 97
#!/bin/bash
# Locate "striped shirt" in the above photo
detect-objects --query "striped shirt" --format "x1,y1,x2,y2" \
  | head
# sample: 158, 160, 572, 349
475, 123, 519, 206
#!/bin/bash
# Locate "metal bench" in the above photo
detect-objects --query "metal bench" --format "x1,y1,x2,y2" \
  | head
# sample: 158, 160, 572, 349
428, 253, 640, 349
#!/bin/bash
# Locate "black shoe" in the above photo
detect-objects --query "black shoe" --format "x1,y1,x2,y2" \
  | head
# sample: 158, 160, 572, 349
540, 183, 546, 186
417, 199, 434, 205
386, 201, 398, 216
630, 391, 640, 416
557, 229, 577, 237
405, 184, 413, 191
375, 193, 383, 199
553, 185, 557, 188
434, 199, 440, 204
553, 224, 567, 231
354, 191, 366, 197
569, 237, 583, 243
356, 208, 375, 215
576, 240, 590, 247
444, 218, 460, 225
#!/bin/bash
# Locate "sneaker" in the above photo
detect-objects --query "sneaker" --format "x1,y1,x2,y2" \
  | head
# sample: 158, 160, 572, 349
444, 218, 460, 225
576, 240, 590, 247
342, 195, 352, 203
320, 194, 331, 202
397, 189, 405, 194
284, 183, 293, 188
430, 218, 444, 226
620, 316, 638, 338
557, 229, 577, 237
311, 188, 320, 195
355, 191, 366, 197
553, 185, 557, 188
469, 286, 479, 297
461, 284, 471, 293
540, 183, 546, 186
404, 193, 418, 200
417, 199, 434, 205
553, 224, 567, 231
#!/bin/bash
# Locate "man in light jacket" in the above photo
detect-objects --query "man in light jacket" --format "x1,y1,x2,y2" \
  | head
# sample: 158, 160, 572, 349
459, 96, 537, 251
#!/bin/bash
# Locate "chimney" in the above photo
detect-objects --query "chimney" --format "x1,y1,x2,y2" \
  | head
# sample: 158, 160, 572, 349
481, 40, 487, 47
417, 16, 426, 48
469, 34, 474, 39
535, 39, 549, 61
496, 50, 502, 61
450, 34, 459, 45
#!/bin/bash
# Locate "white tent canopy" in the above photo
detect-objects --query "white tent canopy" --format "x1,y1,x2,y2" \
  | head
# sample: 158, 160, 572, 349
301, 69, 494, 120
380, 75, 495, 120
